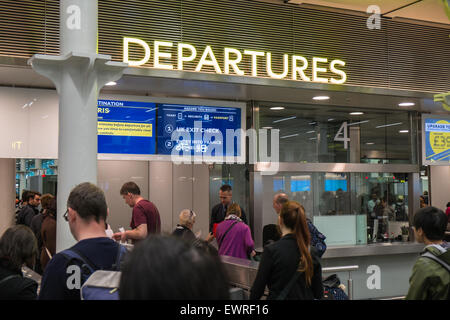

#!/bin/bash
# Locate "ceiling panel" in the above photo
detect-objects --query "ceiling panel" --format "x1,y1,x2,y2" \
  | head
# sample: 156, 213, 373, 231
289, 0, 450, 25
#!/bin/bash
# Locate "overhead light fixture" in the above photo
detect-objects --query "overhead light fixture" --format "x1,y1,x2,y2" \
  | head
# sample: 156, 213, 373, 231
306, 130, 315, 134
280, 133, 299, 139
273, 116, 296, 123
348, 120, 369, 126
376, 122, 402, 129
313, 96, 330, 101
349, 112, 364, 115
366, 142, 375, 145
105, 81, 117, 86
262, 126, 273, 129
328, 118, 335, 122
399, 130, 409, 133
399, 102, 415, 107
270, 107, 285, 110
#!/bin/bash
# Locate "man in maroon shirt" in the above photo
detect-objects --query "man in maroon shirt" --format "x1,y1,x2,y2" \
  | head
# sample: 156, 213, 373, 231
113, 181, 161, 243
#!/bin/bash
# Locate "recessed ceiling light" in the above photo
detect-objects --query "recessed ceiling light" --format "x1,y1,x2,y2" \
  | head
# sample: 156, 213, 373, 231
270, 107, 285, 110
399, 130, 409, 133
399, 102, 415, 107
366, 142, 375, 145
349, 112, 364, 115
313, 96, 330, 101
262, 126, 273, 129
105, 81, 117, 86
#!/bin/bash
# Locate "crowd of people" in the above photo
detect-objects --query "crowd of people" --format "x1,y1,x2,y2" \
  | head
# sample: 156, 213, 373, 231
0, 182, 449, 300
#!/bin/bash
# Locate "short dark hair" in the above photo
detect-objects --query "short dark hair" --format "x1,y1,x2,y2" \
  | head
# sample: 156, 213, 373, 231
413, 206, 447, 241
220, 184, 232, 193
0, 225, 38, 272
447, 202, 450, 208
120, 235, 230, 300
21, 190, 30, 202
67, 182, 107, 223
120, 181, 141, 196
26, 191, 38, 203
41, 193, 54, 210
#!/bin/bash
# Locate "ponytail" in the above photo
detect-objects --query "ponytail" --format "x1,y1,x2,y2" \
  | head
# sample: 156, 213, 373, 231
280, 201, 314, 286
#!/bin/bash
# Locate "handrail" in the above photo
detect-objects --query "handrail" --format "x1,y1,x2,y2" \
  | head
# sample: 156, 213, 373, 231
322, 265, 359, 273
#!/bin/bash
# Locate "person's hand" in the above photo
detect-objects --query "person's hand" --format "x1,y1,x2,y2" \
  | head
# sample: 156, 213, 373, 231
250, 250, 256, 257
205, 232, 215, 243
113, 231, 127, 242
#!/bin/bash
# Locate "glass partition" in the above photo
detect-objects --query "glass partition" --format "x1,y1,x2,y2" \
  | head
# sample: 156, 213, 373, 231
257, 102, 416, 164
258, 171, 410, 246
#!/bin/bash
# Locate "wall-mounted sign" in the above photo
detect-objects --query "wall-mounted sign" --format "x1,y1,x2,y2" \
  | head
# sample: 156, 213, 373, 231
123, 38, 347, 84
97, 100, 156, 154
422, 115, 450, 165
157, 104, 242, 157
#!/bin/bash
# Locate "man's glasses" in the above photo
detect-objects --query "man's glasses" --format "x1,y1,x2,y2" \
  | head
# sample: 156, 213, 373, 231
63, 209, 68, 222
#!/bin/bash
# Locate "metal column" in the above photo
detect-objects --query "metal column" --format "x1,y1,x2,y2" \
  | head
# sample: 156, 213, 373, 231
28, 0, 126, 252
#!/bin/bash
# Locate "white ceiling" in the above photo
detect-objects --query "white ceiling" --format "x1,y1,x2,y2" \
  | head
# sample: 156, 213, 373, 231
289, 0, 450, 25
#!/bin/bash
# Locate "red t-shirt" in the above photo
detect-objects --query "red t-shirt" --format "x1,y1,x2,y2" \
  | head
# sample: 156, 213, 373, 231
446, 207, 450, 223
131, 199, 161, 235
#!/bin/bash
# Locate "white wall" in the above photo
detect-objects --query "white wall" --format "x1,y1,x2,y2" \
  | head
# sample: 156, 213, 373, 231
0, 159, 16, 237
98, 160, 210, 238
0, 87, 58, 159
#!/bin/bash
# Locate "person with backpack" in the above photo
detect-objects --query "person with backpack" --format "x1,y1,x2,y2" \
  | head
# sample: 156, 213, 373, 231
263, 193, 327, 257
38, 182, 127, 300
250, 201, 323, 300
406, 206, 450, 300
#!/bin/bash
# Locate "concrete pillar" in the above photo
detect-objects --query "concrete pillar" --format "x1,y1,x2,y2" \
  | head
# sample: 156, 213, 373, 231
0, 159, 16, 237
429, 166, 450, 211
28, 0, 126, 252
19, 158, 26, 197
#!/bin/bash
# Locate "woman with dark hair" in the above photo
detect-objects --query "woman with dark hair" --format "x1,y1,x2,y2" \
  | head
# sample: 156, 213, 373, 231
250, 201, 323, 300
119, 235, 230, 300
0, 225, 39, 300
40, 197, 57, 271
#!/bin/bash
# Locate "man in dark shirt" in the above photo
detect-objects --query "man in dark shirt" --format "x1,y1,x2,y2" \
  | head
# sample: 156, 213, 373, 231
113, 181, 161, 243
16, 191, 41, 227
210, 184, 247, 233
39, 182, 123, 300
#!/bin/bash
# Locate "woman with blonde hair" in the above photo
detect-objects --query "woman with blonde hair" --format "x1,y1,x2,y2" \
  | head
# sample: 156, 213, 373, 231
250, 201, 323, 300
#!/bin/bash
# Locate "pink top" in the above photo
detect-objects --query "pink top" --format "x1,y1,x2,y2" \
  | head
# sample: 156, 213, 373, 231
216, 218, 254, 260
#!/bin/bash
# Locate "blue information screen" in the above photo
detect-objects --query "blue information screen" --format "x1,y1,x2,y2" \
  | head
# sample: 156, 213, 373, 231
157, 104, 242, 156
97, 100, 156, 154
424, 117, 450, 163
325, 179, 347, 192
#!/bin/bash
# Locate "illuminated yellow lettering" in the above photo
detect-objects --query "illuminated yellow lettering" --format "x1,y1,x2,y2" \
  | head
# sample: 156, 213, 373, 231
330, 59, 347, 84
292, 55, 310, 82
123, 37, 151, 66
266, 53, 289, 79
312, 57, 328, 83
177, 43, 197, 70
154, 41, 173, 70
224, 48, 244, 76
244, 50, 265, 77
196, 46, 222, 73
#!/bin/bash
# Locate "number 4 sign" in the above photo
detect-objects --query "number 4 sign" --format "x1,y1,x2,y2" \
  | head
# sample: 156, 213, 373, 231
334, 122, 350, 149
